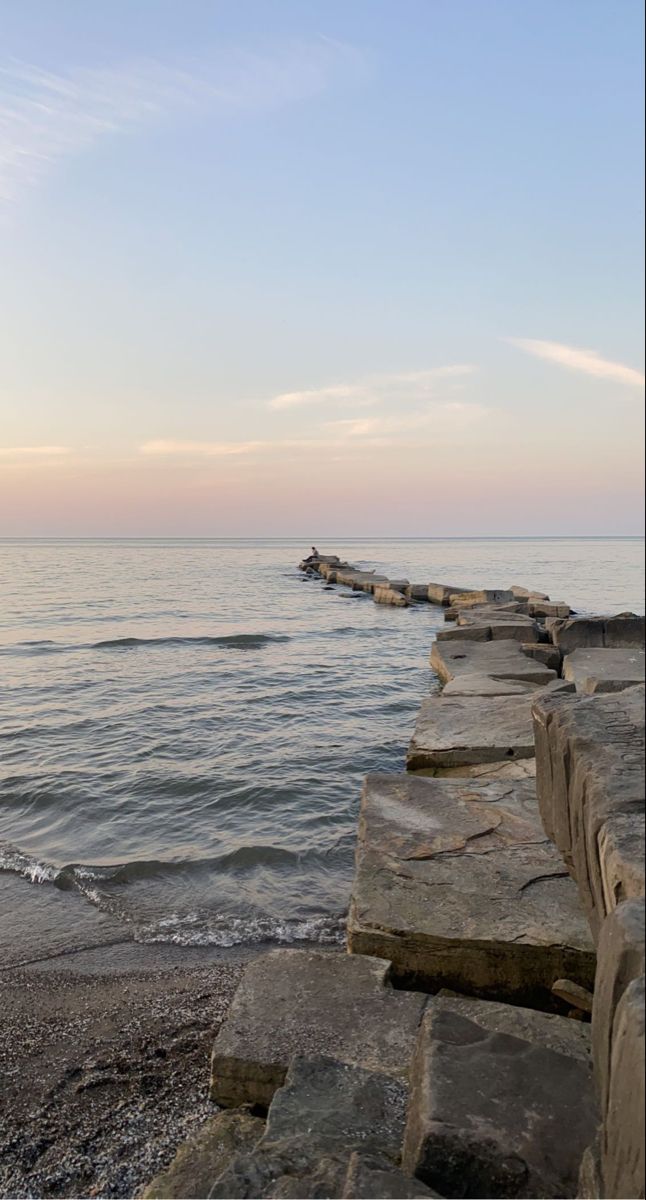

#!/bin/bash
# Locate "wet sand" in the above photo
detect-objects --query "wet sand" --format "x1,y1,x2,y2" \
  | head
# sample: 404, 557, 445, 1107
0, 943, 252, 1199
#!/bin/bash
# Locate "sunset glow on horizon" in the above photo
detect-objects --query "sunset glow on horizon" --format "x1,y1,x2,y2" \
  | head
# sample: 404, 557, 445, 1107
1, 0, 644, 536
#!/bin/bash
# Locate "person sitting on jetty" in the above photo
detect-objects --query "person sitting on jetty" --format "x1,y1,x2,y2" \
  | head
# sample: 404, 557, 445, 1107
303, 546, 320, 563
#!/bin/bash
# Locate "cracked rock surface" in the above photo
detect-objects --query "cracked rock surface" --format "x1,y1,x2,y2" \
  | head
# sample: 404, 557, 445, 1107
347, 773, 594, 1003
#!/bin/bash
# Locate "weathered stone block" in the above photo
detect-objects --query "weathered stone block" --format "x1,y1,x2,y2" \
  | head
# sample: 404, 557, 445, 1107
427, 759, 537, 781
563, 647, 645, 693
437, 615, 540, 643
210, 951, 427, 1108
528, 600, 571, 618
430, 638, 557, 686
348, 773, 594, 1003
591, 900, 645, 1118
602, 975, 645, 1200
408, 693, 541, 769
596, 811, 645, 913
434, 993, 592, 1062
449, 589, 515, 608
402, 1007, 598, 1198
343, 1153, 441, 1198
521, 642, 562, 671
578, 1137, 603, 1200
336, 569, 379, 589
427, 582, 473, 605
547, 613, 645, 653
406, 584, 431, 601
374, 585, 411, 607
442, 675, 538, 697
209, 1139, 347, 1198
209, 1056, 423, 1199
532, 687, 645, 936
263, 1056, 407, 1159
510, 585, 550, 601
409, 692, 541, 770
143, 1111, 264, 1199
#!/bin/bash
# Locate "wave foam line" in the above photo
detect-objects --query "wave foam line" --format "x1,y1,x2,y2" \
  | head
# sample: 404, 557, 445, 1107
134, 911, 346, 948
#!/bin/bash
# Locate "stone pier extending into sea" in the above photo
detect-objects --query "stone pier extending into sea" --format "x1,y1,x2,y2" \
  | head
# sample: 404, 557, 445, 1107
143, 553, 645, 1200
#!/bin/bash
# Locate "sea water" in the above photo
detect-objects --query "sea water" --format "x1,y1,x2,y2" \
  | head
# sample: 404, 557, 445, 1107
0, 537, 643, 959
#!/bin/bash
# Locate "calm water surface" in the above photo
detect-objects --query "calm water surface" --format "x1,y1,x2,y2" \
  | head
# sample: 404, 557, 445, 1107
1, 538, 643, 957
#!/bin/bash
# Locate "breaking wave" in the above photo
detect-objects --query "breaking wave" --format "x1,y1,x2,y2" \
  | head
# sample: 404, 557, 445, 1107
133, 911, 346, 948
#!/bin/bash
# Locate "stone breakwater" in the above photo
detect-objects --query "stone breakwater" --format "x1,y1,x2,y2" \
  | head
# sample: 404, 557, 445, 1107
142, 554, 645, 1200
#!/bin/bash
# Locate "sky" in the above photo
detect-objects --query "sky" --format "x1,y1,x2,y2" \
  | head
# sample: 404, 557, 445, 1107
0, 0, 644, 536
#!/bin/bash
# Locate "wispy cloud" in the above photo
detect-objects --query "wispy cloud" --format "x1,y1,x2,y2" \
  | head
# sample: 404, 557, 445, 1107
269, 384, 371, 411
0, 445, 70, 456
325, 401, 489, 441
268, 365, 476, 410
140, 440, 264, 457
507, 338, 645, 388
0, 39, 366, 202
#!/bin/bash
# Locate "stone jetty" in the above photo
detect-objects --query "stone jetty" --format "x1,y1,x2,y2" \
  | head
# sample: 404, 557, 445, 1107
142, 553, 645, 1200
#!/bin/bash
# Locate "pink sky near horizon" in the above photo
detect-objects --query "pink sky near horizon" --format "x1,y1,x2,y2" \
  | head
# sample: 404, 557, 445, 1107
1, 412, 644, 536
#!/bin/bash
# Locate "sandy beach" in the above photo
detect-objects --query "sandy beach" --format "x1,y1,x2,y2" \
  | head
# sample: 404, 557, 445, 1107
0, 944, 251, 1199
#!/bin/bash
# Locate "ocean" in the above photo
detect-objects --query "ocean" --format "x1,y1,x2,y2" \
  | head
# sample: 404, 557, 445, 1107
1, 537, 644, 965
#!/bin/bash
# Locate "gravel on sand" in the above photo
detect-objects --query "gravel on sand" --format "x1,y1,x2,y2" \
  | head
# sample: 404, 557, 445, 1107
0, 948, 248, 1199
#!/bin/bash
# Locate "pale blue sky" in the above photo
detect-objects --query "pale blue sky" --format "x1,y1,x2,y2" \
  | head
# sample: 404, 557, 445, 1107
0, 0, 644, 535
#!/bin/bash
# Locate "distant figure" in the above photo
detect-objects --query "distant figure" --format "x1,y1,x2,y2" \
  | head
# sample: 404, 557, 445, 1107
303, 545, 320, 564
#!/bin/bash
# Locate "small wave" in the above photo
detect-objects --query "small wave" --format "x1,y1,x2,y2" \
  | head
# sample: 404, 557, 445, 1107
92, 633, 291, 651
1, 844, 320, 893
1, 632, 291, 656
134, 910, 346, 948
318, 626, 389, 639
0, 843, 59, 884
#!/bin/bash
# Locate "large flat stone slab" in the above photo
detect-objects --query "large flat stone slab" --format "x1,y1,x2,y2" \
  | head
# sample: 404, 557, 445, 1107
210, 950, 427, 1108
563, 647, 645, 693
408, 693, 539, 770
335, 569, 389, 592
532, 686, 645, 937
442, 674, 540, 697
348, 773, 594, 1004
430, 639, 557, 686
547, 613, 645, 653
402, 1007, 598, 1198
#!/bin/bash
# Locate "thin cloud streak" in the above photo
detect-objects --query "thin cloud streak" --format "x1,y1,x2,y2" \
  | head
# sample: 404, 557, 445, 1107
140, 440, 264, 457
0, 39, 366, 202
0, 445, 70, 456
325, 401, 489, 438
269, 384, 371, 411
268, 365, 476, 410
507, 338, 645, 388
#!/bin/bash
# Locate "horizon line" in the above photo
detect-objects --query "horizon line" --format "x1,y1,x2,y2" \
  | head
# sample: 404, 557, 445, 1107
1, 534, 644, 542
